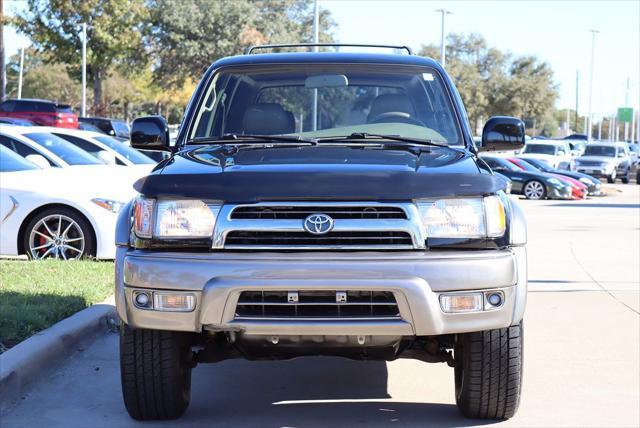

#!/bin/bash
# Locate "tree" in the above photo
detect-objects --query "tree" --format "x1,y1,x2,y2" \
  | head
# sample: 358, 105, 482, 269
5, 48, 80, 104
13, 0, 148, 113
148, 0, 336, 88
419, 33, 558, 135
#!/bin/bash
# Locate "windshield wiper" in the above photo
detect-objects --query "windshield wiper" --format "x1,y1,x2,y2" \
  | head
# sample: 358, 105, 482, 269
317, 132, 450, 148
187, 134, 317, 145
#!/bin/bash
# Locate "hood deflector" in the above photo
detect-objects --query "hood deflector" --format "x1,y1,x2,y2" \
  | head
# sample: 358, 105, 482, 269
135, 171, 504, 202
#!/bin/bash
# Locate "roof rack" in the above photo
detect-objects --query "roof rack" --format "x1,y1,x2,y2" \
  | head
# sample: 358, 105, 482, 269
245, 43, 414, 55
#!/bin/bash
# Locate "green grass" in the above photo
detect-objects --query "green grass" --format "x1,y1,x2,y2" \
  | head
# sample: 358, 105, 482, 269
0, 259, 114, 352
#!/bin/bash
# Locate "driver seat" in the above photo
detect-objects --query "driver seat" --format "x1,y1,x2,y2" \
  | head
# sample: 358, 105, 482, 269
367, 94, 417, 123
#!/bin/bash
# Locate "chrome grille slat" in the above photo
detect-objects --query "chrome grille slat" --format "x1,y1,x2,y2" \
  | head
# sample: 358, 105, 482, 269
212, 202, 426, 250
235, 290, 400, 319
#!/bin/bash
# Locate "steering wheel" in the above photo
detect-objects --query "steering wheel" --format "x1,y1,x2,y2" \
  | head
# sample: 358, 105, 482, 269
367, 111, 425, 127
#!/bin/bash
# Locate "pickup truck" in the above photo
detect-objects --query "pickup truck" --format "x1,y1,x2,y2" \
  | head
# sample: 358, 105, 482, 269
115, 44, 528, 421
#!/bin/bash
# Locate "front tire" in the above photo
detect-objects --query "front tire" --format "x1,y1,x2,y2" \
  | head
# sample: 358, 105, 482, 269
120, 324, 194, 420
621, 169, 630, 184
454, 322, 524, 420
523, 180, 546, 200
607, 169, 617, 183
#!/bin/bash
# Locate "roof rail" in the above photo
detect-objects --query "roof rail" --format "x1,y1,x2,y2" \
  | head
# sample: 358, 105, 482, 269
245, 43, 414, 55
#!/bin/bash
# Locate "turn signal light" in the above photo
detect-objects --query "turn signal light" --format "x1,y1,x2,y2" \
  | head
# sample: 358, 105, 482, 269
439, 293, 483, 313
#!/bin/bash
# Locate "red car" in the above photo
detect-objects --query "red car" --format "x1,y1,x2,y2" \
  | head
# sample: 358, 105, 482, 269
508, 157, 587, 199
0, 98, 78, 129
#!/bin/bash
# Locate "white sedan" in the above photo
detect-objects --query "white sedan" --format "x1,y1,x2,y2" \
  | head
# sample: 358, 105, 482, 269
518, 141, 574, 171
0, 146, 136, 260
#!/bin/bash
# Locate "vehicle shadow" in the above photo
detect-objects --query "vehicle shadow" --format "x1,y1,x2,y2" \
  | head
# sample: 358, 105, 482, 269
180, 357, 497, 427
548, 203, 640, 208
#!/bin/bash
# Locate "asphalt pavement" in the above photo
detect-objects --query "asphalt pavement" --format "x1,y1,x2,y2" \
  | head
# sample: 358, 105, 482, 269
2, 184, 639, 428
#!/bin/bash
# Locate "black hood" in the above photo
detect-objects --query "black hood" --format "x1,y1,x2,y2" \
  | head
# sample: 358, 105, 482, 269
135, 144, 503, 202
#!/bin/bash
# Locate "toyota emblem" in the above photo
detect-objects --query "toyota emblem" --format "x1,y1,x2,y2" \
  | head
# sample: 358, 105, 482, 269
303, 213, 334, 235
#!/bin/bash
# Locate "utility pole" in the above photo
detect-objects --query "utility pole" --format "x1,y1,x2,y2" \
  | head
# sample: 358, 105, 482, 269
609, 114, 614, 141
81, 22, 87, 117
311, 0, 319, 131
574, 70, 579, 132
624, 77, 630, 141
435, 9, 452, 67
586, 29, 599, 142
17, 47, 23, 98
598, 118, 602, 140
0, 0, 5, 101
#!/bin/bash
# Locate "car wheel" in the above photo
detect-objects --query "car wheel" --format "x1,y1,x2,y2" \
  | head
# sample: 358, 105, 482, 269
621, 169, 630, 184
606, 169, 617, 183
455, 322, 524, 419
523, 180, 546, 200
22, 207, 95, 260
120, 324, 194, 420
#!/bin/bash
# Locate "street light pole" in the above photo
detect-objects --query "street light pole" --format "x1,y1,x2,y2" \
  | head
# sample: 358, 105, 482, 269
311, 0, 319, 131
17, 47, 24, 99
435, 9, 452, 67
81, 22, 87, 117
586, 29, 599, 143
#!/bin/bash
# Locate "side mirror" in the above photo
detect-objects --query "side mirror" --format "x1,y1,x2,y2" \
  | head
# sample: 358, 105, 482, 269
479, 116, 526, 152
130, 116, 171, 152
25, 154, 51, 169
97, 150, 117, 164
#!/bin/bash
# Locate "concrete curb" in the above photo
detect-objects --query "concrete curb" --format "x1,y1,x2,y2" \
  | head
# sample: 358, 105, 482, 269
0, 296, 117, 412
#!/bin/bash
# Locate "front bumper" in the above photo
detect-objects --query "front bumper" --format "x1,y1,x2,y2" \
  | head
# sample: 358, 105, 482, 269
115, 246, 527, 337
547, 185, 573, 200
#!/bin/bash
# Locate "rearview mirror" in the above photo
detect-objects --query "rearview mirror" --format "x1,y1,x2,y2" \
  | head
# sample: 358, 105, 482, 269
479, 116, 526, 152
130, 116, 171, 151
25, 154, 51, 169
305, 74, 349, 88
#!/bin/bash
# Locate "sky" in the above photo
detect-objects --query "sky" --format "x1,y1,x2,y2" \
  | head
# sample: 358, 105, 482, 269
4, 0, 639, 119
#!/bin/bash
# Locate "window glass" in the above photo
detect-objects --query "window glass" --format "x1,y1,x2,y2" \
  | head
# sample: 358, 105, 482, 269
0, 101, 16, 112
0, 145, 40, 171
522, 144, 558, 155
94, 136, 154, 164
583, 145, 616, 157
0, 134, 55, 165
190, 64, 462, 145
24, 132, 104, 165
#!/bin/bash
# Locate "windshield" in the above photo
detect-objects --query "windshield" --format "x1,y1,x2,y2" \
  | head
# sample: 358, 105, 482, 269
584, 145, 616, 157
94, 136, 154, 164
522, 144, 558, 155
190, 64, 462, 145
112, 121, 130, 137
521, 158, 552, 172
628, 144, 639, 154
0, 145, 40, 171
483, 157, 521, 172
24, 132, 104, 165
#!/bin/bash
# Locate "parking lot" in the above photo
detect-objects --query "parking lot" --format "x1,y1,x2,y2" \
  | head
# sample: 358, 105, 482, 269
1, 184, 638, 428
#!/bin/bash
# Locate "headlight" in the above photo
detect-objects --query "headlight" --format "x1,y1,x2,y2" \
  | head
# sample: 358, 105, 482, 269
547, 178, 562, 186
91, 198, 124, 213
416, 195, 506, 238
578, 177, 592, 185
132, 197, 221, 239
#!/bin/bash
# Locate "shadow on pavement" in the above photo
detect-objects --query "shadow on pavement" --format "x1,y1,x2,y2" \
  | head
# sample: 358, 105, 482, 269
548, 203, 640, 208
180, 357, 497, 427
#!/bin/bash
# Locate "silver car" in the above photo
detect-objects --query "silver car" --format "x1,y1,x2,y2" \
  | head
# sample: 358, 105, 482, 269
575, 142, 632, 183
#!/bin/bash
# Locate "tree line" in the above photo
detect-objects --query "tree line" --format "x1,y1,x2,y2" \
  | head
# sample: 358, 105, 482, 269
8, 1, 559, 135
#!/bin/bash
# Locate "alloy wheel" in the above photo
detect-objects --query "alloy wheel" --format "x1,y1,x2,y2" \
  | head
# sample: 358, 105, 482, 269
524, 181, 545, 199
28, 214, 85, 260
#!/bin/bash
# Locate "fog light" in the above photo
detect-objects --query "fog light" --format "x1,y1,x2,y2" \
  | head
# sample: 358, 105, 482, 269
439, 293, 483, 313
153, 292, 195, 312
486, 292, 503, 307
133, 291, 151, 308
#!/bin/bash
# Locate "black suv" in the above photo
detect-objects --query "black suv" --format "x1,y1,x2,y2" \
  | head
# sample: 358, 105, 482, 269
79, 117, 131, 141
116, 44, 528, 422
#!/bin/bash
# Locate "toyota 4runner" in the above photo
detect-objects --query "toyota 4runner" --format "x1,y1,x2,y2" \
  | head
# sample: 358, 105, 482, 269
116, 44, 528, 421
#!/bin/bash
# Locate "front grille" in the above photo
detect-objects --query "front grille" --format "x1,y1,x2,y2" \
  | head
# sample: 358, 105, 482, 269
224, 231, 413, 247
235, 290, 400, 319
231, 205, 407, 220
577, 161, 603, 167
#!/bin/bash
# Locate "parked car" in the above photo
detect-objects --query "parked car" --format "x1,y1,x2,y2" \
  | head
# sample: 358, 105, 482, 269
0, 117, 36, 126
507, 157, 586, 199
481, 155, 573, 199
46, 127, 156, 167
517, 157, 602, 196
566, 140, 586, 156
78, 121, 103, 133
0, 126, 148, 184
563, 133, 588, 141
115, 45, 528, 421
0, 98, 78, 128
494, 172, 512, 194
625, 143, 639, 168
575, 142, 632, 183
79, 117, 130, 141
518, 141, 574, 170
0, 145, 135, 259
